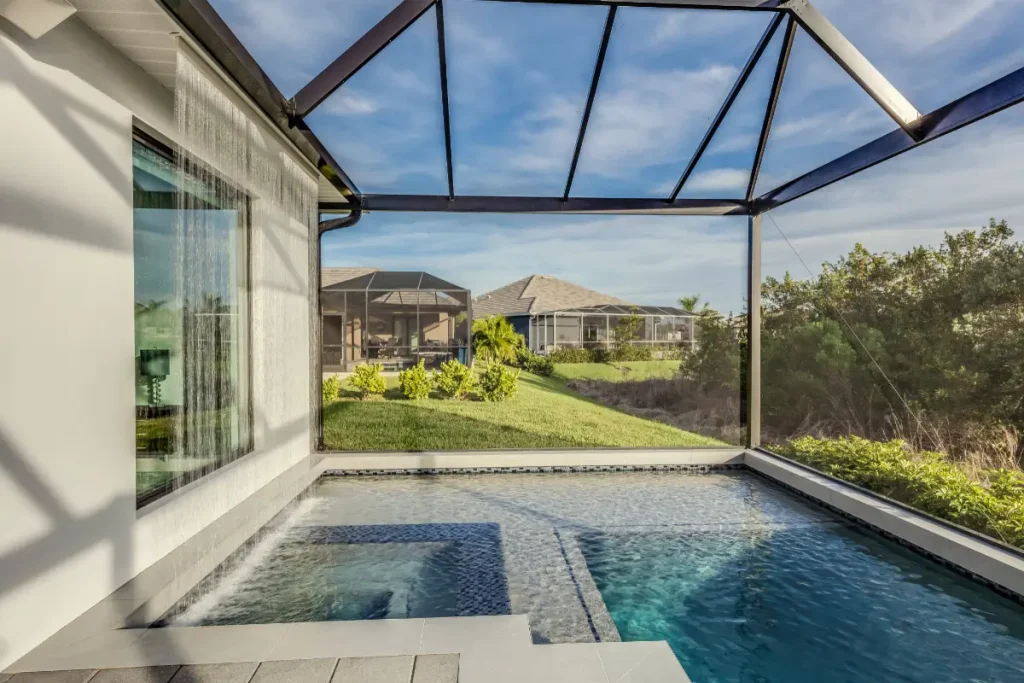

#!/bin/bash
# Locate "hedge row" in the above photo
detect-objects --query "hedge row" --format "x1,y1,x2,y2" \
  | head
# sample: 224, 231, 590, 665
775, 435, 1024, 549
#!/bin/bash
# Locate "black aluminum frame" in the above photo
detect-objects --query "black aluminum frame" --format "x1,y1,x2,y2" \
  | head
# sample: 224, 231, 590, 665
162, 0, 1024, 217
163, 0, 1024, 451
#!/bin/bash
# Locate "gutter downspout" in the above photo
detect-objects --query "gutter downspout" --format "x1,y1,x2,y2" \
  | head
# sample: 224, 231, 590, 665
313, 210, 362, 449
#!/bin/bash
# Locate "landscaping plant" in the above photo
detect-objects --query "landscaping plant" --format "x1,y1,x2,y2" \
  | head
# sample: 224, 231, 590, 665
348, 363, 387, 400
776, 435, 1024, 549
433, 359, 475, 399
472, 315, 522, 365
479, 363, 520, 402
322, 374, 341, 405
398, 360, 431, 400
513, 345, 554, 377
548, 347, 593, 364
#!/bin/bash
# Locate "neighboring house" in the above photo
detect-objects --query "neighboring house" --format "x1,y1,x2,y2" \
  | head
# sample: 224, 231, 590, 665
321, 269, 472, 371
474, 275, 695, 354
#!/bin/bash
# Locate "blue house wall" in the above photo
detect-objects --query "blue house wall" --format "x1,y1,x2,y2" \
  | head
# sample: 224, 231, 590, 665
508, 315, 531, 346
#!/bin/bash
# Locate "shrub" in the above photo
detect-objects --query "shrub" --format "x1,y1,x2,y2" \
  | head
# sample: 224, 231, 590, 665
322, 374, 341, 405
398, 360, 431, 400
433, 359, 475, 399
548, 347, 594, 364
479, 363, 520, 402
654, 344, 685, 361
348, 363, 387, 399
775, 435, 1024, 548
513, 346, 554, 377
609, 344, 653, 362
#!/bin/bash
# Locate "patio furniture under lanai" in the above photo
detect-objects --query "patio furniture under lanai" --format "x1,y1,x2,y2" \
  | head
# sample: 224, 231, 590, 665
321, 270, 472, 372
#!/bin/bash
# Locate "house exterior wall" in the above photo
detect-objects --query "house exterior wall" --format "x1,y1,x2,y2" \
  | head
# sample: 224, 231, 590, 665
0, 16, 316, 670
508, 315, 531, 346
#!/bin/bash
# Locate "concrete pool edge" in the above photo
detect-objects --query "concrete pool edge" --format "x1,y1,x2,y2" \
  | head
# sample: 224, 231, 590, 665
317, 448, 745, 472
744, 449, 1024, 600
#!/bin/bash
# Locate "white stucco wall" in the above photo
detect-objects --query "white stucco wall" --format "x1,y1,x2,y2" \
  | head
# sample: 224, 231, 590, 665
0, 16, 315, 670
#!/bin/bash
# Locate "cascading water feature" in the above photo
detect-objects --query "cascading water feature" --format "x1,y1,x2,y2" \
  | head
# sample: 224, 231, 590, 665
165, 45, 318, 613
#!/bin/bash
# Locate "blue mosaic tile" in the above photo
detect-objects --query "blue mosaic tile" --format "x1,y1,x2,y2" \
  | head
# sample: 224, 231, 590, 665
306, 523, 511, 616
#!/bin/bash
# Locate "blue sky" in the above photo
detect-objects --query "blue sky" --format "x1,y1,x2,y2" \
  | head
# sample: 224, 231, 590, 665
210, 0, 1024, 312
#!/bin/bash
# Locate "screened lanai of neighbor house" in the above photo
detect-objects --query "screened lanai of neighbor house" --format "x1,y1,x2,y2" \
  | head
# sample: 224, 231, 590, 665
321, 269, 471, 371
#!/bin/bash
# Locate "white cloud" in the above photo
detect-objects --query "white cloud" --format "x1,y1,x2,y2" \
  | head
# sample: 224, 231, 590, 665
579, 64, 738, 174
687, 168, 750, 192
320, 92, 378, 115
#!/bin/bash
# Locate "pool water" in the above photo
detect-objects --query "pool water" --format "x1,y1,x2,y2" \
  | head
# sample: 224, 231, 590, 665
168, 471, 1024, 682
579, 524, 1024, 682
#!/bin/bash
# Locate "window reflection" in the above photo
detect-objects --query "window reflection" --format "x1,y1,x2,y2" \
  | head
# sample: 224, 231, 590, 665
133, 134, 252, 507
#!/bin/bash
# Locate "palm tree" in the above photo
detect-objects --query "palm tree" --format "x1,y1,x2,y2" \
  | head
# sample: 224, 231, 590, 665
678, 294, 702, 311
472, 315, 521, 365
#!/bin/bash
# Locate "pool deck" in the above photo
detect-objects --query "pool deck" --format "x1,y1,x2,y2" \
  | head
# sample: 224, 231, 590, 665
1, 655, 458, 683
4, 616, 688, 683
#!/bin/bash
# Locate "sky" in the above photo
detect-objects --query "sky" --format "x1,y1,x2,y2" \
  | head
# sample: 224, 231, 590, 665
209, 0, 1024, 312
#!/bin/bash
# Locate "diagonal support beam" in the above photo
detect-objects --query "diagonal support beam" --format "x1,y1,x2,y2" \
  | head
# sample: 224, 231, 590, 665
756, 64, 1024, 210
292, 0, 436, 118
781, 0, 922, 135
436, 0, 455, 198
564, 5, 617, 200
747, 16, 796, 201
669, 13, 785, 201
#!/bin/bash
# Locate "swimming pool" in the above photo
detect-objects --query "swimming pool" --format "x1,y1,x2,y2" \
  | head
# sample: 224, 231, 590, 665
167, 471, 1024, 682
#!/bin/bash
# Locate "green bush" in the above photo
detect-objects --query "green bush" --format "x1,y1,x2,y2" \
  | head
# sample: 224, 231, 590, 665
513, 346, 554, 377
398, 360, 431, 400
776, 435, 1024, 548
433, 359, 475, 399
609, 345, 654, 362
347, 363, 387, 399
479, 364, 520, 402
322, 374, 341, 405
548, 347, 594, 363
653, 344, 685, 361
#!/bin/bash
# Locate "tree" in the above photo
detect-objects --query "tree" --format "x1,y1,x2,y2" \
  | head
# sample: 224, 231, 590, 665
678, 294, 704, 312
472, 315, 522, 365
613, 308, 644, 347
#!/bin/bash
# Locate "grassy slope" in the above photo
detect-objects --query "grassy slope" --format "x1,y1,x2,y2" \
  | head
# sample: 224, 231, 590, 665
552, 360, 679, 383
322, 371, 722, 451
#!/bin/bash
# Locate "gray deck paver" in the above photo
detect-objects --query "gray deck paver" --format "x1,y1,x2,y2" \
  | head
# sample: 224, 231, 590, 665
250, 659, 337, 683
9, 673, 97, 683
411, 655, 458, 683
91, 667, 181, 683
331, 656, 414, 683
168, 663, 258, 683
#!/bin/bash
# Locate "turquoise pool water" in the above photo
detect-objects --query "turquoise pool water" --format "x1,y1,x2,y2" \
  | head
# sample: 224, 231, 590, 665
579, 521, 1024, 683
169, 471, 1024, 681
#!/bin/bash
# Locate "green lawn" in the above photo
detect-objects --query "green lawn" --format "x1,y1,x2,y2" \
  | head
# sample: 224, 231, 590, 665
322, 370, 722, 451
552, 360, 679, 383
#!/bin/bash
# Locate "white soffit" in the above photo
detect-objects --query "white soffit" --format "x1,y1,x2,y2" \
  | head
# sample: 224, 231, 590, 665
319, 175, 347, 205
1, 0, 77, 38
69, 0, 177, 89
69, 0, 346, 203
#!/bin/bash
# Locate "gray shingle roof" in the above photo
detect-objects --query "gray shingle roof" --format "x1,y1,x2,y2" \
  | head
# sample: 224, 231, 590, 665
321, 267, 378, 288
473, 275, 632, 318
